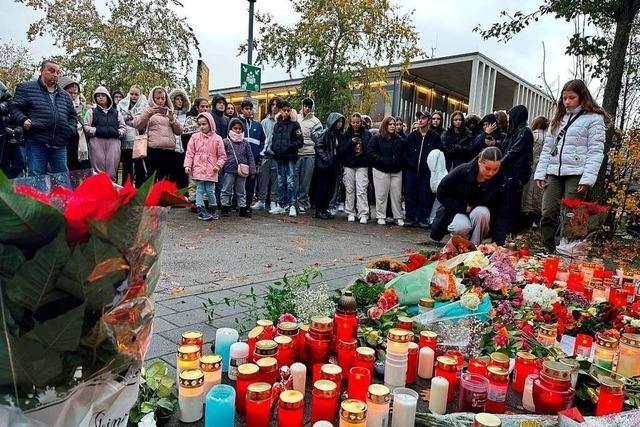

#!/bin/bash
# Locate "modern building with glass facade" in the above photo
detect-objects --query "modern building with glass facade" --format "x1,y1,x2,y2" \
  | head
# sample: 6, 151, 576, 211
211, 52, 555, 124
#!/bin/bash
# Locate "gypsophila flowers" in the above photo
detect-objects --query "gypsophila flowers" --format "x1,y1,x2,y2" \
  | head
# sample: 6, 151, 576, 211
460, 292, 481, 311
292, 284, 337, 323
522, 283, 560, 310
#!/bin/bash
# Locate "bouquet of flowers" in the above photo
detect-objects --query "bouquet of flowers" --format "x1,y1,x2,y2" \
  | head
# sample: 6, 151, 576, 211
0, 171, 183, 426
560, 198, 610, 241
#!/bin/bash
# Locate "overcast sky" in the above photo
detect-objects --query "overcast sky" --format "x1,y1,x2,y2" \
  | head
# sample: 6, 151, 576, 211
1, 0, 587, 97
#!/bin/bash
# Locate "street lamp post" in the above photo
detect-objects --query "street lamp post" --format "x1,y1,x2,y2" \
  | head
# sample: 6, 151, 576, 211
246, 0, 256, 99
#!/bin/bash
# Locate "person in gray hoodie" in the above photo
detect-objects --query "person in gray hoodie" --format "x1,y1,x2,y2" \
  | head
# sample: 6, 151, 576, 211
296, 97, 322, 213
170, 88, 192, 188
83, 86, 126, 181
59, 75, 90, 171
117, 85, 147, 186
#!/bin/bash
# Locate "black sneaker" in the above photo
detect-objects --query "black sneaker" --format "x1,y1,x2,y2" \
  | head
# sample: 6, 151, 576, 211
404, 220, 415, 228
418, 221, 431, 229
315, 210, 330, 219
239, 207, 252, 218
220, 206, 230, 217
197, 207, 212, 221
207, 206, 220, 220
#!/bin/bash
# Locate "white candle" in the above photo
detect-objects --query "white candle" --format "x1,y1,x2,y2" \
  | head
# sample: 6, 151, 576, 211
391, 387, 418, 427
418, 347, 435, 379
228, 342, 249, 381
313, 422, 333, 427
428, 376, 448, 415
367, 384, 390, 427
290, 362, 307, 395
199, 354, 222, 400
178, 369, 205, 423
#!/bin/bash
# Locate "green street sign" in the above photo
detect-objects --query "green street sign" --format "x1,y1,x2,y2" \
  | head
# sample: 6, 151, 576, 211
240, 63, 261, 92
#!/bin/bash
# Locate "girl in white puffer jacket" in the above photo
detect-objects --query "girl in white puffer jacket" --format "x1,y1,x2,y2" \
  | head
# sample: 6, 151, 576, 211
534, 79, 611, 251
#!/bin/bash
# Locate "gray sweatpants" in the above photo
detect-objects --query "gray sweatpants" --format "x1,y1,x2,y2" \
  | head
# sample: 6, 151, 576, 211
257, 156, 278, 203
296, 155, 315, 209
89, 138, 121, 182
447, 206, 491, 245
221, 173, 247, 207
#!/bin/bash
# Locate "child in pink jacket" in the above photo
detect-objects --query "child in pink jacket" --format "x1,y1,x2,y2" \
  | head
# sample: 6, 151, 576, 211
184, 112, 227, 220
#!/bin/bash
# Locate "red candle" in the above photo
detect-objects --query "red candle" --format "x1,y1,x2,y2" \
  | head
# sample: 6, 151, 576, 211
543, 256, 560, 283
512, 351, 537, 394
245, 382, 272, 427
256, 357, 278, 386
406, 342, 419, 385
419, 330, 438, 352
596, 378, 625, 416
247, 326, 265, 362
532, 361, 576, 414
334, 310, 358, 342
320, 364, 343, 399
257, 319, 276, 340
446, 349, 464, 379
435, 356, 458, 402
310, 380, 338, 424
610, 285, 628, 309
274, 335, 295, 367
254, 339, 279, 363
336, 338, 357, 374
277, 321, 300, 361
347, 366, 372, 401
305, 316, 333, 367
566, 270, 584, 293
573, 334, 593, 358
467, 358, 488, 377
354, 346, 376, 374
278, 390, 304, 427
488, 352, 510, 370
485, 366, 508, 413
312, 363, 323, 383
181, 331, 204, 353
236, 363, 260, 414
632, 300, 640, 317
395, 316, 414, 332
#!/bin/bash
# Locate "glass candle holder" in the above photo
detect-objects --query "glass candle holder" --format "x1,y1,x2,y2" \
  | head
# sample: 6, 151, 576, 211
406, 342, 419, 385
472, 413, 502, 427
247, 326, 265, 363
591, 333, 619, 376
305, 316, 334, 367
277, 321, 300, 361
573, 334, 593, 358
533, 361, 575, 414
257, 357, 278, 386
214, 328, 239, 373
366, 384, 390, 427
559, 358, 580, 389
311, 380, 338, 425
334, 310, 359, 343
391, 388, 418, 427
435, 356, 458, 402
178, 369, 205, 423
395, 316, 413, 332
419, 297, 435, 313
542, 256, 560, 283
256, 319, 276, 340
485, 366, 508, 414
616, 333, 640, 378
354, 347, 376, 374
467, 358, 488, 377
457, 372, 489, 413
182, 330, 204, 353
254, 339, 279, 362
177, 344, 201, 380
418, 330, 438, 352
320, 364, 343, 399
337, 338, 358, 374
298, 324, 310, 362
200, 354, 222, 398
245, 382, 272, 427
339, 399, 367, 426
348, 367, 372, 402
228, 342, 249, 381
566, 270, 584, 293
512, 351, 537, 394
274, 335, 295, 368
596, 377, 625, 416
384, 329, 413, 391
446, 349, 465, 379
236, 363, 260, 414
536, 324, 558, 347
622, 275, 638, 304
609, 284, 628, 309
591, 279, 607, 304
278, 390, 304, 427
488, 352, 509, 370
205, 384, 235, 427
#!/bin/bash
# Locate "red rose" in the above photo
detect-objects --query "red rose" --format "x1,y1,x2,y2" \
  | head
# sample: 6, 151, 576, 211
405, 253, 427, 272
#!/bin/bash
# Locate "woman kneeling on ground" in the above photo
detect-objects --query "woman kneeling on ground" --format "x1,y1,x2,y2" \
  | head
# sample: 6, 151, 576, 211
430, 147, 509, 245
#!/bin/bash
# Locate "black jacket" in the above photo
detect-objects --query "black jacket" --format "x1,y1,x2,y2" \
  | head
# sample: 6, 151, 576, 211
501, 105, 533, 183
212, 110, 229, 139
0, 82, 10, 141
430, 124, 444, 136
366, 133, 405, 173
339, 127, 371, 169
9, 78, 77, 148
430, 161, 509, 245
441, 127, 473, 170
313, 112, 344, 170
271, 117, 303, 161
405, 129, 442, 176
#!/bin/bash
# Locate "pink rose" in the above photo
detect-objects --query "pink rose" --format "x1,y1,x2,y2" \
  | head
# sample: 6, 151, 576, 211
368, 306, 384, 320
494, 335, 508, 347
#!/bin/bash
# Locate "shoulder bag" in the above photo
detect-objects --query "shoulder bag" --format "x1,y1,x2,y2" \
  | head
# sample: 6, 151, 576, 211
230, 142, 250, 177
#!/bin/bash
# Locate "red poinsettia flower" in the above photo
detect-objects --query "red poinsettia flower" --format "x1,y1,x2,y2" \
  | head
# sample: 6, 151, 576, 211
145, 180, 179, 207
494, 334, 508, 347
405, 253, 427, 272
62, 174, 137, 243
14, 184, 52, 206
521, 322, 535, 338
561, 198, 584, 209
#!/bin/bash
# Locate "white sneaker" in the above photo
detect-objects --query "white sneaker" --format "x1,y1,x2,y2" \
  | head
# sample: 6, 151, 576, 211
347, 215, 356, 222
377, 218, 386, 225
269, 205, 286, 215
289, 206, 297, 217
270, 202, 278, 211
251, 201, 265, 210
396, 219, 405, 227
338, 203, 345, 212
359, 216, 368, 224
329, 208, 337, 216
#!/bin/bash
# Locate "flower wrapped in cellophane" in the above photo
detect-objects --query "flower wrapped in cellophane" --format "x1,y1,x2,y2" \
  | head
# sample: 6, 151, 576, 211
0, 170, 184, 426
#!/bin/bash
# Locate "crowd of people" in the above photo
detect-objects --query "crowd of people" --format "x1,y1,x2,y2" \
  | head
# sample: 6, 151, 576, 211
0, 59, 612, 251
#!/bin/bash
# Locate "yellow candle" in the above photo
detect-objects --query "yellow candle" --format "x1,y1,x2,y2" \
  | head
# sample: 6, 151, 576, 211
339, 399, 367, 426
177, 345, 201, 380
616, 333, 640, 378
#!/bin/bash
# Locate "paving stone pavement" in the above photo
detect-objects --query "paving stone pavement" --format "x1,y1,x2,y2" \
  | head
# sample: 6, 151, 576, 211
145, 206, 440, 426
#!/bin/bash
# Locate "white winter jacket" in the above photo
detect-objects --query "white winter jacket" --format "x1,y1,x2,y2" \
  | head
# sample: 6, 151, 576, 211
534, 106, 606, 186
427, 149, 448, 193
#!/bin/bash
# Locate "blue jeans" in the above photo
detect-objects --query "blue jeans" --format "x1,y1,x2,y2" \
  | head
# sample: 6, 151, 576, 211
276, 160, 297, 207
404, 170, 433, 223
26, 141, 68, 176
195, 180, 217, 208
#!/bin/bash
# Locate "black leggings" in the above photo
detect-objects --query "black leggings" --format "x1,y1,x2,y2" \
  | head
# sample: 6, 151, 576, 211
314, 167, 337, 212
145, 147, 174, 181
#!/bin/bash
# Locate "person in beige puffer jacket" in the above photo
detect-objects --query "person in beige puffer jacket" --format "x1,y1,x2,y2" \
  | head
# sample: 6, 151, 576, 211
133, 86, 182, 180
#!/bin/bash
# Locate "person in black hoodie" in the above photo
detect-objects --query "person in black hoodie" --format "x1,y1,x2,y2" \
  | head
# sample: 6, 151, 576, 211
211, 93, 230, 139
269, 100, 304, 217
366, 116, 405, 226
441, 110, 473, 170
404, 110, 442, 228
339, 113, 372, 223
430, 111, 445, 136
466, 114, 482, 141
501, 104, 533, 234
472, 113, 506, 156
430, 147, 509, 245
312, 112, 345, 219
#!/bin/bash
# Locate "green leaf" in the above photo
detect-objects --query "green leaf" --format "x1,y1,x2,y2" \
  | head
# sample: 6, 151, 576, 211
147, 376, 159, 391
5, 233, 70, 312
0, 244, 25, 281
146, 359, 167, 379
0, 183, 65, 249
140, 401, 156, 414
0, 335, 63, 387
157, 397, 176, 411
23, 303, 85, 352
